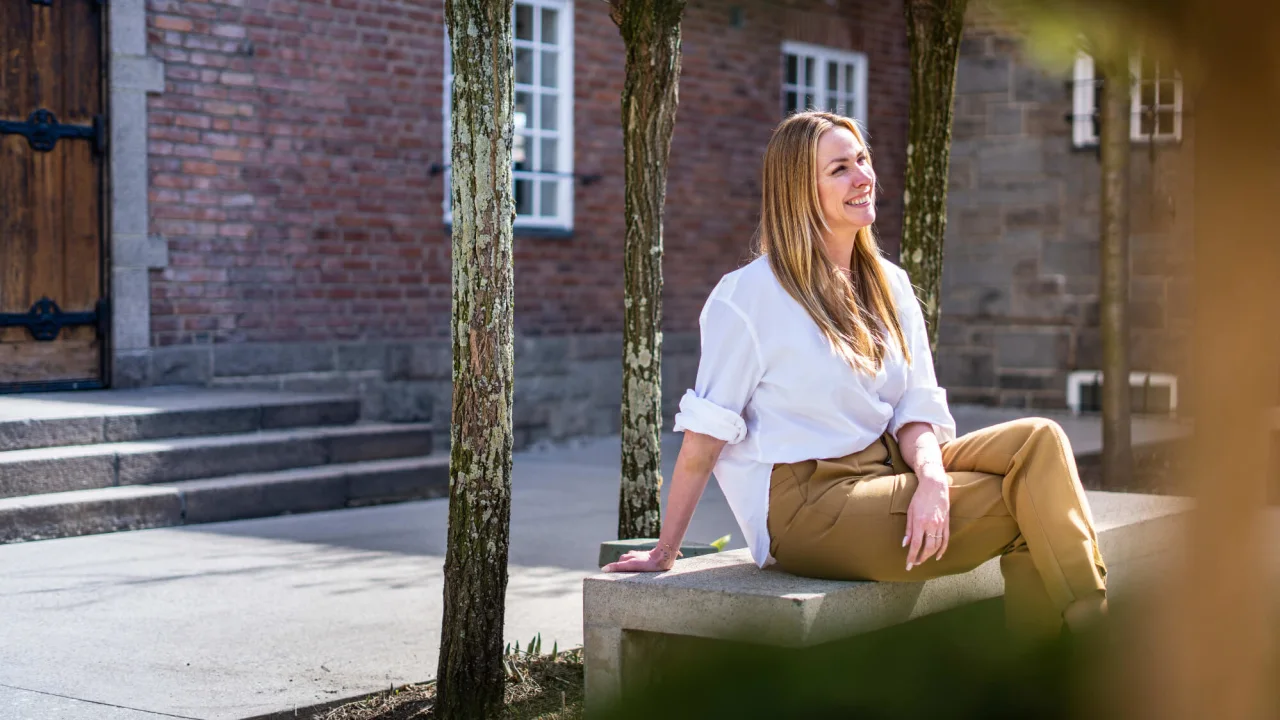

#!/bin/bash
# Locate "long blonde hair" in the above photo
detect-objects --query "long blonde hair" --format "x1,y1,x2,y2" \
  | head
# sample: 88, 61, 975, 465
753, 111, 911, 374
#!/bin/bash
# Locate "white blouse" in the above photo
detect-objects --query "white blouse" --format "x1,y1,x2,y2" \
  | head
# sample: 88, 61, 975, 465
672, 254, 957, 568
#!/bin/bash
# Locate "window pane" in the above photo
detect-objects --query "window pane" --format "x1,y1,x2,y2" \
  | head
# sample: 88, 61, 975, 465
827, 61, 838, 92
1139, 110, 1154, 137
803, 92, 814, 109
515, 178, 533, 216
845, 65, 855, 96
541, 8, 558, 44
514, 134, 529, 169
1091, 78, 1102, 139
515, 91, 532, 129
540, 93, 558, 130
1158, 79, 1175, 104
785, 91, 797, 113
539, 137, 558, 171
516, 47, 533, 85
1158, 109, 1174, 135
1140, 56, 1155, 82
786, 55, 797, 85
1140, 81, 1155, 110
540, 180, 558, 217
804, 57, 815, 87
541, 51, 558, 88
1093, 81, 1103, 137
515, 4, 533, 41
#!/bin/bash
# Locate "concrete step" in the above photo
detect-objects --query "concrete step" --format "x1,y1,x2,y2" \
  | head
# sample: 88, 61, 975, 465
0, 454, 451, 544
0, 388, 362, 452
0, 422, 433, 499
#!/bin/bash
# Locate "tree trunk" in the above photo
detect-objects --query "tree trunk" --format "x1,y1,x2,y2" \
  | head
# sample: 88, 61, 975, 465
611, 0, 686, 540
437, 0, 515, 715
1097, 55, 1133, 489
1178, 15, 1279, 716
901, 0, 968, 358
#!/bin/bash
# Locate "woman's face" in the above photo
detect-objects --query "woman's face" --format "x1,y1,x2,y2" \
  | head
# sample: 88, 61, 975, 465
815, 126, 876, 235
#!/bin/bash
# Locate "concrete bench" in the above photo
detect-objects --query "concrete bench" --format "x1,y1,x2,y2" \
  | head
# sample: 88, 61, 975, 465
583, 491, 1191, 713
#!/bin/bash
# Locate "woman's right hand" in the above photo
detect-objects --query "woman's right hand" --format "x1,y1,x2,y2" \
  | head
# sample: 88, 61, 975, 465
601, 547, 678, 573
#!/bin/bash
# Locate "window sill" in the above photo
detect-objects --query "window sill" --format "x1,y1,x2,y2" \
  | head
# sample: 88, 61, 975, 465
443, 224, 574, 240
1070, 136, 1184, 152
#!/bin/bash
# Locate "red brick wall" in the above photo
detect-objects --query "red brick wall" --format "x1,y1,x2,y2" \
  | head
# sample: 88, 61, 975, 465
145, 0, 908, 346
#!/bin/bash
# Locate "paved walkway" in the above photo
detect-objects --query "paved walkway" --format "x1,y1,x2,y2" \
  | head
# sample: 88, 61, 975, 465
0, 407, 1187, 720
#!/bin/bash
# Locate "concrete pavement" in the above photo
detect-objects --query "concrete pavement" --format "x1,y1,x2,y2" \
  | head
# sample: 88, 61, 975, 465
0, 407, 1187, 720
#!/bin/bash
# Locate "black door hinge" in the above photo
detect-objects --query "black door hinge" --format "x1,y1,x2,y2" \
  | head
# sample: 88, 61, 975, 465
0, 298, 104, 342
0, 109, 99, 153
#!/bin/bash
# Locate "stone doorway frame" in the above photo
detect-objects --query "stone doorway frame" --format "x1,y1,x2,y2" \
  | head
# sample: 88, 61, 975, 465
107, 0, 167, 387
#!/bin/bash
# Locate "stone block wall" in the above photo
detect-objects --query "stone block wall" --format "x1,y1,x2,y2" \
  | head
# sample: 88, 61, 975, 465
937, 10, 1194, 410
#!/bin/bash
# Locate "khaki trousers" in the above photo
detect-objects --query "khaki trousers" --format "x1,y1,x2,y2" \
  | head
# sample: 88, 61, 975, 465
768, 418, 1108, 636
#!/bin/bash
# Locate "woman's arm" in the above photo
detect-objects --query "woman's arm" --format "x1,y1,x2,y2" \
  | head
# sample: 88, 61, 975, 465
896, 421, 946, 477
896, 421, 951, 569
602, 430, 726, 572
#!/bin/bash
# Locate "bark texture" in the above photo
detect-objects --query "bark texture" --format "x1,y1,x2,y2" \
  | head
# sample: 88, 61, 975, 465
1097, 55, 1133, 489
900, 0, 968, 358
437, 0, 515, 715
610, 0, 686, 540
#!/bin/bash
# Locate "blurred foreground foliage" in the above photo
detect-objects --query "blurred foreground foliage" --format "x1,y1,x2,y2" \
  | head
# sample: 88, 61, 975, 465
597, 598, 1099, 720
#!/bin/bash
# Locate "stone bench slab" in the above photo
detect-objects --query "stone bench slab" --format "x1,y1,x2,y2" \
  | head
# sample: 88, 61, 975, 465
583, 491, 1192, 712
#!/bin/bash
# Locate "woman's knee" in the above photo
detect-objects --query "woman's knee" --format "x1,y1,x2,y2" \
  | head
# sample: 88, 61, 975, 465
1008, 416, 1069, 448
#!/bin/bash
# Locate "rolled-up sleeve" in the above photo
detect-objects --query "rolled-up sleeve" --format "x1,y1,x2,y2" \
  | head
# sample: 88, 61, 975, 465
672, 295, 764, 445
888, 269, 957, 444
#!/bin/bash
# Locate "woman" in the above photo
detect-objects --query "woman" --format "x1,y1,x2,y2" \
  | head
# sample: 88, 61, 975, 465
603, 111, 1108, 638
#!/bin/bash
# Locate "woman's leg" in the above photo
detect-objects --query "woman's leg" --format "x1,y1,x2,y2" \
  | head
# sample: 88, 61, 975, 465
769, 440, 1022, 581
768, 418, 1106, 635
938, 417, 1108, 631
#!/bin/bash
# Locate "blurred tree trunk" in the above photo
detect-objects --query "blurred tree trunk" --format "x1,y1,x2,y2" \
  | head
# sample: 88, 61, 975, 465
1097, 54, 1133, 489
901, 0, 968, 358
611, 0, 686, 540
437, 0, 515, 715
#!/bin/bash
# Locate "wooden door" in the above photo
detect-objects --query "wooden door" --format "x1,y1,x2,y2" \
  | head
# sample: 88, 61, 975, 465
0, 0, 107, 392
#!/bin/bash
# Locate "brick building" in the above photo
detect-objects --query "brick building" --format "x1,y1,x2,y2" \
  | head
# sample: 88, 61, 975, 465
1, 0, 1189, 448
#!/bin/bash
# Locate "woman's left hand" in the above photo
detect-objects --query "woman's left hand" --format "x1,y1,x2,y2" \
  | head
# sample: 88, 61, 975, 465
903, 466, 951, 570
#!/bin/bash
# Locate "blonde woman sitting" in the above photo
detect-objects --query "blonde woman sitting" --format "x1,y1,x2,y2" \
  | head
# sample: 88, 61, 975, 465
604, 111, 1108, 638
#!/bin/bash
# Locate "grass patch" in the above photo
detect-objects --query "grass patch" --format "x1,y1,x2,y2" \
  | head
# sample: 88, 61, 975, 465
314, 647, 583, 720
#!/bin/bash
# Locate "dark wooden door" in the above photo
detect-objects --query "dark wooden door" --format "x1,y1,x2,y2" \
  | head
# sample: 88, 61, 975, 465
0, 0, 107, 391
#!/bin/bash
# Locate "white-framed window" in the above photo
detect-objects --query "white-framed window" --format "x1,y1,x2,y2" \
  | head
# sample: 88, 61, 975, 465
1072, 51, 1183, 148
443, 0, 575, 230
781, 41, 868, 122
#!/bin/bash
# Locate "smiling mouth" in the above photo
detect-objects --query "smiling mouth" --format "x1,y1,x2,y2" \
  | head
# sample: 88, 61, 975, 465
846, 196, 872, 208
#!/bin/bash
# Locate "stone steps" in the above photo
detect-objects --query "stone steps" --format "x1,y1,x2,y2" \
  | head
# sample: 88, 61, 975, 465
0, 388, 449, 544
0, 422, 434, 499
0, 454, 451, 544
0, 389, 361, 452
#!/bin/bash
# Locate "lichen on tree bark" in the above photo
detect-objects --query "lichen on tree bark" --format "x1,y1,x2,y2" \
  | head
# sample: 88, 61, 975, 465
901, 0, 967, 359
611, 0, 686, 540
437, 0, 516, 716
